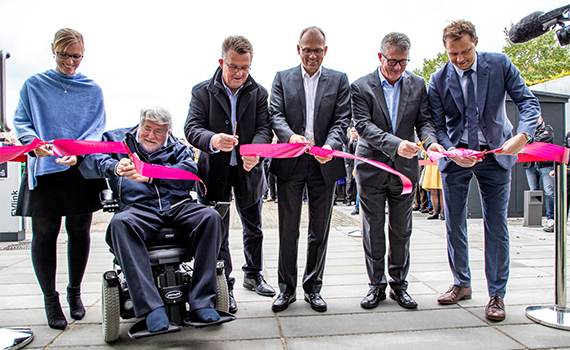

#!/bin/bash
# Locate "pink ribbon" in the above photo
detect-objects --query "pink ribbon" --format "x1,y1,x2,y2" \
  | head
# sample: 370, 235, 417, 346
52, 139, 128, 157
0, 138, 46, 164
422, 142, 569, 165
240, 143, 413, 195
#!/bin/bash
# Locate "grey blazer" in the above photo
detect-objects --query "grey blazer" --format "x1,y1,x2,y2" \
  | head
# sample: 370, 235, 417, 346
351, 69, 437, 187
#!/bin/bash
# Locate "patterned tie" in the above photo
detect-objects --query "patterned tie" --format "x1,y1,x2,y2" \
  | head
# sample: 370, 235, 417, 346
464, 69, 479, 150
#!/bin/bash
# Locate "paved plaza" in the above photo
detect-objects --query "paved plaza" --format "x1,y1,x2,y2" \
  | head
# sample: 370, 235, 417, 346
1, 202, 570, 349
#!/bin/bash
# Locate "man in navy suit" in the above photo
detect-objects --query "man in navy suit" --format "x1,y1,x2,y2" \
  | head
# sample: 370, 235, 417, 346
269, 26, 351, 312
428, 20, 541, 321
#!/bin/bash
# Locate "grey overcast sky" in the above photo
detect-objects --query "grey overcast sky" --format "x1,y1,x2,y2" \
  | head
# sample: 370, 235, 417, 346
1, 0, 569, 137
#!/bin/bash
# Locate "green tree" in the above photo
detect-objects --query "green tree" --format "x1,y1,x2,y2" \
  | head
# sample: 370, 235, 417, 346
413, 51, 449, 84
502, 27, 570, 86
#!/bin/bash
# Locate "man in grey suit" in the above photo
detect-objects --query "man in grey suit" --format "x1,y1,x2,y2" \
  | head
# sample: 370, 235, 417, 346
428, 20, 540, 321
351, 32, 443, 310
269, 26, 351, 312
185, 36, 276, 315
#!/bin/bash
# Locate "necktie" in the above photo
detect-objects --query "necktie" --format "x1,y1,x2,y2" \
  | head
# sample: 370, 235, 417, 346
464, 69, 479, 150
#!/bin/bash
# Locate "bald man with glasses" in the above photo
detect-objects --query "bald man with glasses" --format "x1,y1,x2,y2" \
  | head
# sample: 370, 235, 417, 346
351, 32, 443, 310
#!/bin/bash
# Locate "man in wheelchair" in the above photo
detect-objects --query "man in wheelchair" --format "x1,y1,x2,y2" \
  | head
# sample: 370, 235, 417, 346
80, 107, 231, 335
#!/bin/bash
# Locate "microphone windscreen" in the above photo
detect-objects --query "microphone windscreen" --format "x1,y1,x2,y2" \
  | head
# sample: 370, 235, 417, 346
508, 11, 547, 43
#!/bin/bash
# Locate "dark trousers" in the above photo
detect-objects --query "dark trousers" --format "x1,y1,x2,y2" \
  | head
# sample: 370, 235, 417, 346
414, 183, 428, 209
106, 202, 221, 317
217, 166, 265, 287
277, 154, 336, 295
359, 175, 414, 290
441, 156, 511, 297
268, 173, 278, 199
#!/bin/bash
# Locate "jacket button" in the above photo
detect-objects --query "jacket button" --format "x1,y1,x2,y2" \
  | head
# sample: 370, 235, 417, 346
225, 120, 230, 124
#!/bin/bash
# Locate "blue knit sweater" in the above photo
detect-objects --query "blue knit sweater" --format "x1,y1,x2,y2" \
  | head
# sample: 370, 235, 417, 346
13, 69, 106, 189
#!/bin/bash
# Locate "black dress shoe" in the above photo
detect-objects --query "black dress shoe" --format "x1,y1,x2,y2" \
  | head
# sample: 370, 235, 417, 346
272, 292, 296, 312
304, 293, 327, 312
419, 208, 429, 213
243, 275, 276, 297
228, 290, 238, 314
360, 286, 386, 309
389, 289, 418, 309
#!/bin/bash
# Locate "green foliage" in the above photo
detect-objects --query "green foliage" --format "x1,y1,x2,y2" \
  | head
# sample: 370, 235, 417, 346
502, 27, 570, 86
413, 52, 449, 84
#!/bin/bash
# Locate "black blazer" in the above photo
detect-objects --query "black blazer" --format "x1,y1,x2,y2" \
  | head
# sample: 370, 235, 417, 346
351, 69, 437, 187
184, 67, 273, 207
269, 65, 351, 185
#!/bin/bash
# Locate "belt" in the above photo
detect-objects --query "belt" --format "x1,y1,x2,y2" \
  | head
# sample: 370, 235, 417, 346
457, 142, 490, 152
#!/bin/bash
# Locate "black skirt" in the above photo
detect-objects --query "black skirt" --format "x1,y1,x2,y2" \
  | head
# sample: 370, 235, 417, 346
15, 161, 106, 217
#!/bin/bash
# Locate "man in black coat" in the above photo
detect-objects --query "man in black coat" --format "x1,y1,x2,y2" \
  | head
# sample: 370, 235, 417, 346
185, 36, 275, 314
269, 26, 351, 312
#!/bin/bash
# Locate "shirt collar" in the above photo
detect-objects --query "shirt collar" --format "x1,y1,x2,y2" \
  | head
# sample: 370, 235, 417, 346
453, 52, 478, 77
301, 65, 322, 80
378, 66, 403, 87
221, 77, 245, 97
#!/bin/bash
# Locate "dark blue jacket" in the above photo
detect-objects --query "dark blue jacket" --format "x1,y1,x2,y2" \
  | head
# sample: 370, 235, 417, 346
79, 125, 197, 212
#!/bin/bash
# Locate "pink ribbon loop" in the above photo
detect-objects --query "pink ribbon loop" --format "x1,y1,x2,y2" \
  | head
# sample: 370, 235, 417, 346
240, 142, 413, 195
0, 138, 46, 164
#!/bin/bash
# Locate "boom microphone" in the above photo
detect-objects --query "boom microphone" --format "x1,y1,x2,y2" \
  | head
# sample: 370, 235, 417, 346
508, 4, 570, 44
508, 11, 548, 43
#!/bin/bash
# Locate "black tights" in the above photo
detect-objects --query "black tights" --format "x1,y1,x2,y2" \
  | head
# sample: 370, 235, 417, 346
31, 214, 92, 297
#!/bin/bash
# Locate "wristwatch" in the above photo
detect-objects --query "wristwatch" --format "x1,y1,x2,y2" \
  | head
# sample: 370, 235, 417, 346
523, 132, 532, 142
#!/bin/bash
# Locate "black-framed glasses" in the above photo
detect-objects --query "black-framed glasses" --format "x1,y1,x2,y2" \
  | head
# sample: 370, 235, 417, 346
300, 47, 325, 56
56, 51, 83, 61
223, 61, 251, 74
381, 54, 409, 67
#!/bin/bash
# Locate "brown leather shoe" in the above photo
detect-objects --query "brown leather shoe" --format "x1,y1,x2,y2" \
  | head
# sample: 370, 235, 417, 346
485, 296, 506, 321
437, 285, 472, 304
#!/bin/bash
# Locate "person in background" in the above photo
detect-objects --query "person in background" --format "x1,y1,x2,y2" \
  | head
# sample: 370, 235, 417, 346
523, 116, 554, 232
12, 28, 106, 330
345, 127, 358, 206
422, 164, 444, 220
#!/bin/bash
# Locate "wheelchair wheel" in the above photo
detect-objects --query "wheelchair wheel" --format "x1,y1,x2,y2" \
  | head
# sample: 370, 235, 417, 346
102, 271, 121, 343
215, 273, 230, 312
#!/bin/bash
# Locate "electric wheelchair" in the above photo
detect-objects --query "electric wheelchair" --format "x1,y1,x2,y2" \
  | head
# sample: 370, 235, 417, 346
99, 190, 233, 342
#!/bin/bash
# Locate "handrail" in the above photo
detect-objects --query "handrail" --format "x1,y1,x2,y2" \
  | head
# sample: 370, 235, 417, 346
0, 50, 11, 133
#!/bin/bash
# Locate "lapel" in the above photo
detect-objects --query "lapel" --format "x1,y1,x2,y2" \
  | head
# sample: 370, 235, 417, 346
395, 72, 410, 133
447, 63, 464, 115
236, 79, 253, 123
313, 67, 329, 123
293, 65, 307, 120
371, 70, 393, 132
208, 69, 231, 120
476, 53, 489, 128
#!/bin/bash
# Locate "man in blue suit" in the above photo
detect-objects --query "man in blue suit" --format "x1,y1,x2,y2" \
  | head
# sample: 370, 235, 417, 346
428, 20, 541, 321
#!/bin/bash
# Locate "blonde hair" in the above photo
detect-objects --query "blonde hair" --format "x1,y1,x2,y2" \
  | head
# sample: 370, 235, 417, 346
52, 28, 84, 53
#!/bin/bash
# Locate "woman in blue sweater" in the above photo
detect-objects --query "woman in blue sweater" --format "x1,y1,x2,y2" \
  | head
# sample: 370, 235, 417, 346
13, 28, 106, 330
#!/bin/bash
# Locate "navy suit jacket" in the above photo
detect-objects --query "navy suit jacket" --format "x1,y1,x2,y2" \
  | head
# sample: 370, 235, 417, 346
351, 69, 437, 187
269, 65, 351, 185
428, 52, 540, 171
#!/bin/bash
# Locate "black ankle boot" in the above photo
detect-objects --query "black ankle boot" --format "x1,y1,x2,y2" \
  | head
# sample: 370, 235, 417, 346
44, 292, 67, 330
67, 285, 85, 320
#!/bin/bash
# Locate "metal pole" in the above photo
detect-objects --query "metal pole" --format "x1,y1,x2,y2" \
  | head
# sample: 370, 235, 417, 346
0, 50, 11, 133
526, 162, 570, 330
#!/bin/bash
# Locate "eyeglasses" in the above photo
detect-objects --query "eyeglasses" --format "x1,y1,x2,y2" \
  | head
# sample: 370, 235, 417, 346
223, 61, 251, 74
381, 54, 410, 67
141, 125, 168, 137
56, 51, 84, 61
300, 47, 325, 56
